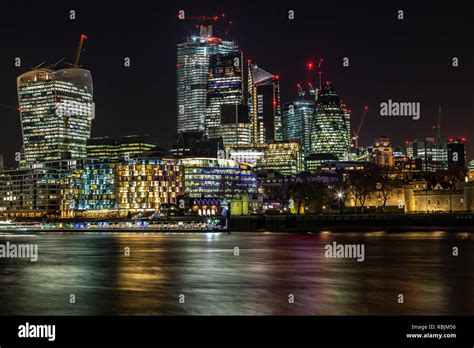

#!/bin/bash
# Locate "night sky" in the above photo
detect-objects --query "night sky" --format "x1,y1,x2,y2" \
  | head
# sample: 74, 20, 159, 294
0, 0, 472, 166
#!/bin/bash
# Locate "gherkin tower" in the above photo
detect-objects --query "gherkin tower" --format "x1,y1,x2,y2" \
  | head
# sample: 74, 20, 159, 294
310, 82, 350, 160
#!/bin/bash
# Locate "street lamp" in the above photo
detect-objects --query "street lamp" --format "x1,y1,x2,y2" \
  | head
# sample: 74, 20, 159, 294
335, 191, 345, 214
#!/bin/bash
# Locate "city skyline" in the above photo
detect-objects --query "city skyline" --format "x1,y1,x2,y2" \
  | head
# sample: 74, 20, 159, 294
0, 1, 472, 166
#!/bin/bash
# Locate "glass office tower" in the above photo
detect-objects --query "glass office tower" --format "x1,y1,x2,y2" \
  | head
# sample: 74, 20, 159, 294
206, 51, 245, 131
17, 68, 93, 165
247, 62, 282, 144
282, 99, 315, 157
177, 25, 239, 134
310, 82, 350, 160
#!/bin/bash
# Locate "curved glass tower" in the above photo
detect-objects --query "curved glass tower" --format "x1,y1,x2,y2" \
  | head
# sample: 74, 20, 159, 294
17, 67, 93, 165
310, 82, 349, 160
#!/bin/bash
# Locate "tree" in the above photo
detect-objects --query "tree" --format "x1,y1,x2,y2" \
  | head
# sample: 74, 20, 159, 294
348, 169, 376, 213
288, 178, 328, 214
374, 169, 401, 212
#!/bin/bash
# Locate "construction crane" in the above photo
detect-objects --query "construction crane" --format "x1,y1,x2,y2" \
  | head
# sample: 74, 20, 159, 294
308, 82, 318, 101
73, 34, 87, 68
296, 83, 305, 98
178, 13, 233, 37
351, 105, 368, 150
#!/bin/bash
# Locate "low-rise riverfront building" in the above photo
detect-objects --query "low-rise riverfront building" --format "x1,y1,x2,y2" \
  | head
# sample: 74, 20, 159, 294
257, 141, 303, 175
179, 158, 257, 200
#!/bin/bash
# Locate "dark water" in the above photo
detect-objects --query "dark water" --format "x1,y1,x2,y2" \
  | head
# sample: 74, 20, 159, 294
0, 231, 473, 315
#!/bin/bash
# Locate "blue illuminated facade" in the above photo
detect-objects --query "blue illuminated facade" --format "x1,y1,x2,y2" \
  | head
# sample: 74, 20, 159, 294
180, 158, 257, 199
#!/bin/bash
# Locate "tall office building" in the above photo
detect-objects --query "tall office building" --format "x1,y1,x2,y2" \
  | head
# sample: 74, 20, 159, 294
208, 104, 251, 147
447, 138, 467, 171
17, 67, 93, 165
406, 137, 447, 172
206, 51, 245, 132
248, 62, 282, 144
177, 25, 239, 134
310, 81, 350, 160
282, 99, 315, 157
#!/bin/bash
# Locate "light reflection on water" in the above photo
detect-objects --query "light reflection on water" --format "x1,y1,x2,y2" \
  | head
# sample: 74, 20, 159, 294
0, 231, 473, 315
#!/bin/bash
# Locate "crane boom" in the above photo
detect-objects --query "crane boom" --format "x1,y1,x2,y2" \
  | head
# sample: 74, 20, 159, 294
73, 34, 87, 67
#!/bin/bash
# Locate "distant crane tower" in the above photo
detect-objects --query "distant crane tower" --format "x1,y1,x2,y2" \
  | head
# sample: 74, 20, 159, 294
178, 13, 233, 37
73, 34, 87, 67
308, 82, 318, 101
296, 83, 305, 98
305, 57, 324, 100
351, 105, 369, 150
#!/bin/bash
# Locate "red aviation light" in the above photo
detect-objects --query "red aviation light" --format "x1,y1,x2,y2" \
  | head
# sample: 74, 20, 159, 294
207, 37, 221, 43
307, 61, 315, 70
273, 100, 277, 107
364, 105, 368, 111
461, 137, 467, 142
273, 75, 280, 80
81, 34, 87, 39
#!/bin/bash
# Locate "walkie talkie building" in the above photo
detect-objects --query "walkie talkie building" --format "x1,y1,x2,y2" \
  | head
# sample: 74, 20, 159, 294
17, 67, 94, 165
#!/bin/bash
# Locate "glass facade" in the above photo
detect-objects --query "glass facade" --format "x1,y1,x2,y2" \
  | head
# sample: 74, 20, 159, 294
0, 167, 63, 218
208, 123, 251, 147
177, 27, 239, 134
206, 51, 245, 132
17, 68, 93, 165
180, 158, 257, 199
61, 162, 117, 212
247, 62, 282, 144
257, 141, 304, 175
282, 99, 315, 157
116, 159, 184, 211
87, 135, 157, 160
61, 158, 185, 217
406, 137, 448, 171
310, 82, 350, 161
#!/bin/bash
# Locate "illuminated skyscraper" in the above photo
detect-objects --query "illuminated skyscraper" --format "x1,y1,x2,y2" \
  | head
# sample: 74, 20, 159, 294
17, 68, 93, 165
282, 99, 315, 157
248, 62, 282, 144
206, 51, 245, 132
177, 25, 239, 134
208, 104, 251, 147
310, 82, 350, 160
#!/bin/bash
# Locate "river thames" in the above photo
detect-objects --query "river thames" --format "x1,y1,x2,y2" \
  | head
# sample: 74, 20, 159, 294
0, 231, 473, 315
